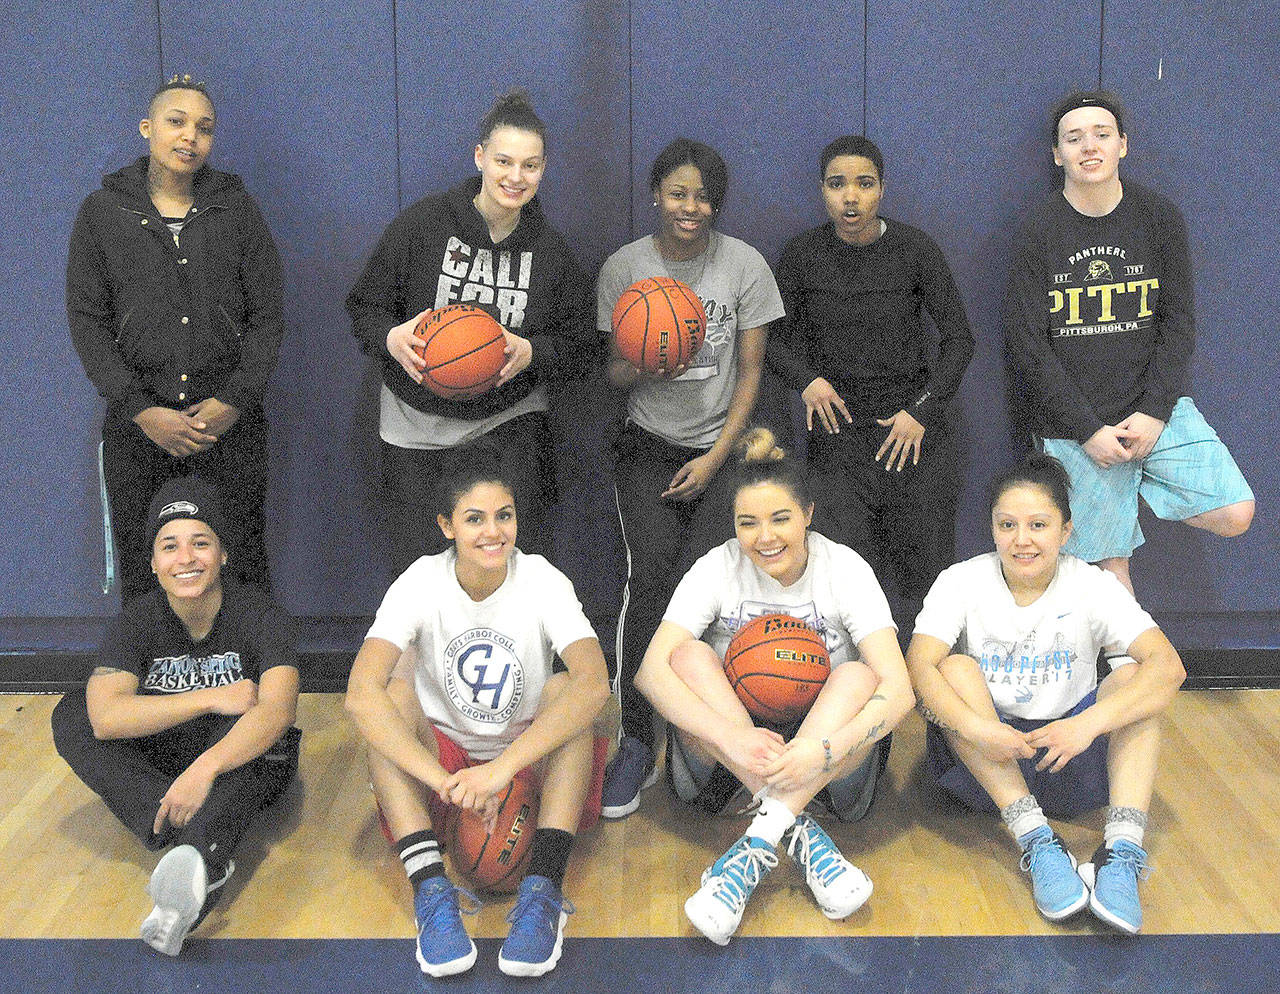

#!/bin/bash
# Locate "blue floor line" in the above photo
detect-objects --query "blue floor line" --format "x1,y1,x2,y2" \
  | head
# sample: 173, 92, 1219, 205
3, 935, 1277, 994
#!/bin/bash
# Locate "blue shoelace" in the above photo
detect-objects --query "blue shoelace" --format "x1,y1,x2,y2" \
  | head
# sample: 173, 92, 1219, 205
419, 882, 480, 938
708, 840, 778, 913
506, 885, 575, 936
1019, 832, 1068, 874
1103, 845, 1151, 882
788, 819, 845, 886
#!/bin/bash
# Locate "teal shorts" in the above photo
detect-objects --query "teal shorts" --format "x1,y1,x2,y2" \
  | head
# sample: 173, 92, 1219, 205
1041, 397, 1253, 562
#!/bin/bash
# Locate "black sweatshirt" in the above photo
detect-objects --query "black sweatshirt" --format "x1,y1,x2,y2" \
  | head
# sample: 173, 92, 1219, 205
767, 218, 973, 427
346, 177, 595, 421
1004, 183, 1194, 442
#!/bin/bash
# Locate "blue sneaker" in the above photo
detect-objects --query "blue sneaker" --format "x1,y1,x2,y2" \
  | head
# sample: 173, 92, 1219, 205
787, 814, 873, 919
684, 835, 778, 945
1080, 841, 1150, 935
1017, 825, 1089, 921
498, 875, 576, 977
600, 735, 657, 819
413, 876, 480, 977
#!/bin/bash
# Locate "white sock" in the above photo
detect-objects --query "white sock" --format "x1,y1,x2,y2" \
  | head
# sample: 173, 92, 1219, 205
1001, 795, 1049, 845
746, 793, 795, 848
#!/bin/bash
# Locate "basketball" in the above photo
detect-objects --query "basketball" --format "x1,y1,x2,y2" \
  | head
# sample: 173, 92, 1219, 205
447, 772, 538, 893
724, 614, 831, 725
411, 304, 507, 399
611, 276, 707, 375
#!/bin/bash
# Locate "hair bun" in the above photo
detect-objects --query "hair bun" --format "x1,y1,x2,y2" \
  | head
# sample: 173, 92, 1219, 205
736, 426, 785, 465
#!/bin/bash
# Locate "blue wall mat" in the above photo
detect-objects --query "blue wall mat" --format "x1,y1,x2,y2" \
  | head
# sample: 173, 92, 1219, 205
5, 935, 1279, 994
159, 1, 401, 617
1, 1, 1275, 655
1101, 0, 1279, 614
629, 0, 867, 269
395, 0, 632, 273
0, 2, 158, 617
393, 1, 632, 629
866, 0, 1103, 563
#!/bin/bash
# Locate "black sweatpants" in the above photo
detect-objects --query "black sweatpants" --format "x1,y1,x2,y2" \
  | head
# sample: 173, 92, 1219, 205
102, 408, 271, 602
612, 422, 734, 752
381, 411, 557, 576
51, 689, 298, 866
807, 418, 959, 619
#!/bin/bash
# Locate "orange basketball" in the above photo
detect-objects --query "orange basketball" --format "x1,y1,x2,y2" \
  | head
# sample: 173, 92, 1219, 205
447, 772, 538, 893
411, 304, 507, 399
611, 277, 707, 375
724, 614, 831, 725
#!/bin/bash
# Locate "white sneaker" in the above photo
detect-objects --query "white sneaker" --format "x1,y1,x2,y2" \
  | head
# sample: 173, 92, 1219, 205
141, 845, 207, 956
786, 813, 872, 919
684, 835, 778, 945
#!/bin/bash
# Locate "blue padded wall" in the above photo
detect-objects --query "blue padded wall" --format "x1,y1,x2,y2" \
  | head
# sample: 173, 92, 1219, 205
0, 1, 157, 617
629, 0, 867, 268
865, 0, 1103, 561
1100, 0, 1279, 614
159, 1, 400, 617
1, 0, 1276, 662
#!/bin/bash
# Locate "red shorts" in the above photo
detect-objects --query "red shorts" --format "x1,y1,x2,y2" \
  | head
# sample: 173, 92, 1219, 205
379, 726, 607, 845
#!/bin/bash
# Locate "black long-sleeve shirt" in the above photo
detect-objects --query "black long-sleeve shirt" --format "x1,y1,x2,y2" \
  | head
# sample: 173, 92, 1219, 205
767, 218, 974, 427
1003, 183, 1195, 442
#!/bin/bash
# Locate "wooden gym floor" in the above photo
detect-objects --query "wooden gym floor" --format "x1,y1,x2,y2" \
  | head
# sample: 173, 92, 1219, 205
4, 688, 1279, 942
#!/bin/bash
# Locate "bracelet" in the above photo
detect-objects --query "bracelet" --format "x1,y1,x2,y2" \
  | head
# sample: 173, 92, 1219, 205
821, 737, 832, 773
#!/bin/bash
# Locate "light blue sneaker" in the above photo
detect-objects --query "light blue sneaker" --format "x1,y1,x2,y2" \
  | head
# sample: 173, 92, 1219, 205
498, 875, 576, 977
1080, 841, 1150, 934
600, 735, 657, 819
684, 835, 778, 945
413, 876, 480, 977
787, 813, 873, 919
1017, 825, 1089, 921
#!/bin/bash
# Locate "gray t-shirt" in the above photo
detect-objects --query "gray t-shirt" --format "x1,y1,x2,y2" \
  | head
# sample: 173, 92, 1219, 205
597, 232, 784, 448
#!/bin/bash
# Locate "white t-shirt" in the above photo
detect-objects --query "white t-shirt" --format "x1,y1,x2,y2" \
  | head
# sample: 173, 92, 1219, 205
663, 532, 896, 664
596, 231, 785, 448
366, 548, 597, 759
913, 552, 1156, 720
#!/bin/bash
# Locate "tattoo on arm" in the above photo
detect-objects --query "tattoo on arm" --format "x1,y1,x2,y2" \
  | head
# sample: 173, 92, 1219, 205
916, 701, 958, 734
869, 693, 887, 703
91, 666, 126, 677
855, 720, 887, 750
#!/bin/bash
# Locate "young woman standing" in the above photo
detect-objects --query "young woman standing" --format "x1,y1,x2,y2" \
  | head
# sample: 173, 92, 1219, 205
347, 90, 593, 573
598, 139, 785, 817
67, 76, 284, 599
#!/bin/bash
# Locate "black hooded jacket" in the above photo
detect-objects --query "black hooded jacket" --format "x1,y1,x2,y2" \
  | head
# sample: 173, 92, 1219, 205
67, 157, 284, 422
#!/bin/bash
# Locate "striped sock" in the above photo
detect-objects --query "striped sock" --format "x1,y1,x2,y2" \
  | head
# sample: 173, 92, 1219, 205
397, 831, 444, 886
1103, 806, 1148, 850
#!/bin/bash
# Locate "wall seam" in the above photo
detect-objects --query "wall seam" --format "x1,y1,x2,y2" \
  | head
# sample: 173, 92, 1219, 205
392, 0, 403, 211
1098, 0, 1107, 86
627, 0, 635, 241
153, 0, 164, 81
